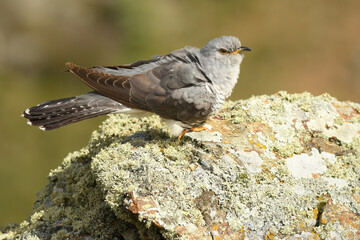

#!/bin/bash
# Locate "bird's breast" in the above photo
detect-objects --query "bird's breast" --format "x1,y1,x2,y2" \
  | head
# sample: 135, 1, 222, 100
212, 66, 240, 99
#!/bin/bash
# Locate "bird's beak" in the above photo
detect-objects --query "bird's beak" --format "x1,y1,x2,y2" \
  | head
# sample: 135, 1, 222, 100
230, 46, 252, 55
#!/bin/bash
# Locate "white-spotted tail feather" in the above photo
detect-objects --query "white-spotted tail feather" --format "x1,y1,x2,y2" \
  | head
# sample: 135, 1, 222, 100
23, 92, 127, 130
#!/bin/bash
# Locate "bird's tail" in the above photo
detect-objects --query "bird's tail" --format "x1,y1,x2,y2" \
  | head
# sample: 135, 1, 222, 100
23, 92, 128, 130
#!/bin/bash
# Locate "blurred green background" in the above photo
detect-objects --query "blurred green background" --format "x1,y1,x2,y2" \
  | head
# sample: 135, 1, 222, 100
1, 0, 359, 226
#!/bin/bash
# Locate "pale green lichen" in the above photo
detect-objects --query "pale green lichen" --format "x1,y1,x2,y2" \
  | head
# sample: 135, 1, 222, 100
2, 91, 359, 239
88, 91, 359, 239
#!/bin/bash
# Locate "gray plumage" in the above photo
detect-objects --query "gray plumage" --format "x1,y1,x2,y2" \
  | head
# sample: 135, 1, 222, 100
23, 36, 251, 136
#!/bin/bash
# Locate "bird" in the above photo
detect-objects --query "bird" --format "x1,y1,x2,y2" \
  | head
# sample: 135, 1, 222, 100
22, 36, 251, 139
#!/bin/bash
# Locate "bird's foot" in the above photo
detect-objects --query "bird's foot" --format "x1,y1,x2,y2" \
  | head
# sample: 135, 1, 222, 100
177, 126, 211, 140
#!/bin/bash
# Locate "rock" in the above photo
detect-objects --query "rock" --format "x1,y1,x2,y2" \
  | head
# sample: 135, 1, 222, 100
1, 91, 360, 240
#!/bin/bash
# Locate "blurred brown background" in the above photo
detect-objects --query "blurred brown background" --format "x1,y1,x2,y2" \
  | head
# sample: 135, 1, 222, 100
1, 0, 359, 226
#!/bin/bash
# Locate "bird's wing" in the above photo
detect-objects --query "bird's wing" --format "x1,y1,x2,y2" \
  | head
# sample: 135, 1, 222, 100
65, 62, 146, 110
128, 50, 215, 124
90, 57, 166, 76
66, 50, 214, 124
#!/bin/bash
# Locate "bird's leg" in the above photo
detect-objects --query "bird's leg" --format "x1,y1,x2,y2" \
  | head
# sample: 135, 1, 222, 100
190, 126, 210, 132
177, 125, 211, 140
177, 130, 187, 140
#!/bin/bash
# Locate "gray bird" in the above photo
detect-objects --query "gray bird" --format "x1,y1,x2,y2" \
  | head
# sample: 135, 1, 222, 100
23, 36, 251, 139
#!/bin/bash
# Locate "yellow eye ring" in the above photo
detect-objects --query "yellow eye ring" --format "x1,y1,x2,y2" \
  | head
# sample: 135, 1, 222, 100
219, 49, 229, 54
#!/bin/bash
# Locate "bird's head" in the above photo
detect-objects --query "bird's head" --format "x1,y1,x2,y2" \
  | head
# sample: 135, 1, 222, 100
200, 36, 251, 66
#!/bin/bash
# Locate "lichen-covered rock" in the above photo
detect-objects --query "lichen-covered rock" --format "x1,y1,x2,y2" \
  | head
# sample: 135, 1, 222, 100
1, 91, 360, 240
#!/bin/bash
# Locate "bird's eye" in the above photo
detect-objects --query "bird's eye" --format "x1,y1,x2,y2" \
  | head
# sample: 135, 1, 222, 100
219, 49, 229, 54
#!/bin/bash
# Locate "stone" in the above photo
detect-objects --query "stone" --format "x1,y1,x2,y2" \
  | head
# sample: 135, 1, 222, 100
1, 92, 359, 240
